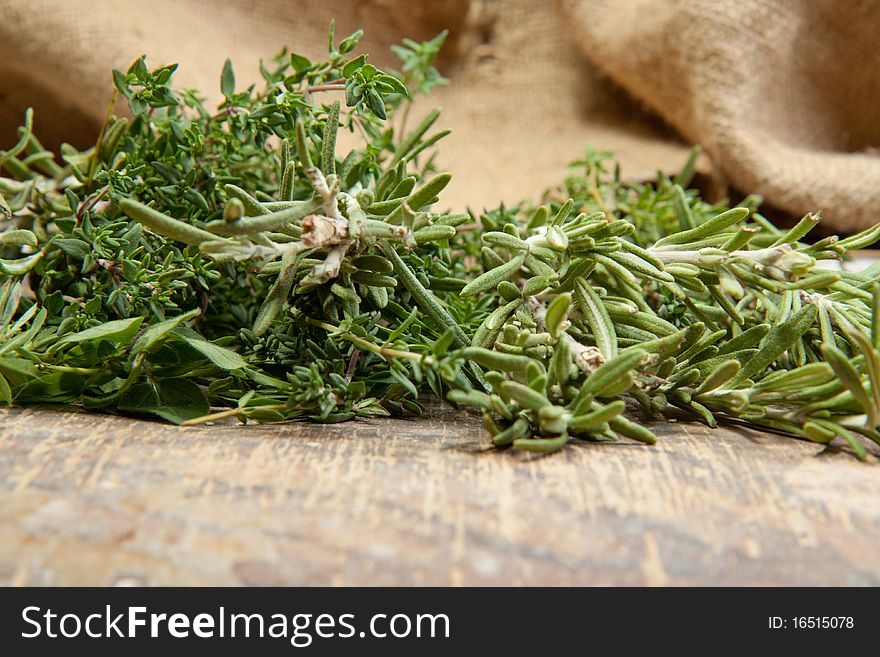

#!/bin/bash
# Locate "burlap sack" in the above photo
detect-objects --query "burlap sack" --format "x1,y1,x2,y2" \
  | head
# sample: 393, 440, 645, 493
1, 0, 877, 230
559, 0, 880, 232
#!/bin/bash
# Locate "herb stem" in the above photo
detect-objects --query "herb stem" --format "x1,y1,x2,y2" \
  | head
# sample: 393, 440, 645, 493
307, 317, 434, 364
180, 404, 288, 426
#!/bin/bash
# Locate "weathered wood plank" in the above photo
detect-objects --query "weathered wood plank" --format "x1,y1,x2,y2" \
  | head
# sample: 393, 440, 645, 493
0, 406, 878, 585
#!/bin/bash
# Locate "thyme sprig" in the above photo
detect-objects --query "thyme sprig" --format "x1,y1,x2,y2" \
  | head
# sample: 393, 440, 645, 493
2, 25, 880, 459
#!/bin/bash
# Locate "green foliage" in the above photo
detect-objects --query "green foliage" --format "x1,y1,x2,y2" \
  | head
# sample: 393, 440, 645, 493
113, 57, 179, 115
2, 24, 880, 460
391, 30, 449, 95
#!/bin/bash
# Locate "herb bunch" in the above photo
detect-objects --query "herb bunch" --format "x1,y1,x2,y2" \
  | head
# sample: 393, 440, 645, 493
2, 26, 880, 459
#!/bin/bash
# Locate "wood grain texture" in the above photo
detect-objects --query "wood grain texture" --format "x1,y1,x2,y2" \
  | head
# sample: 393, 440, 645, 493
1, 405, 878, 586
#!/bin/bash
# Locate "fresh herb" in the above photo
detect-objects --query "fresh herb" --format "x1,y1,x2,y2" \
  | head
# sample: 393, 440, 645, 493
2, 25, 880, 459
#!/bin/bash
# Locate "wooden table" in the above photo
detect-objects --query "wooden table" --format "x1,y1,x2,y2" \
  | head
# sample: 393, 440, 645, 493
1, 405, 878, 586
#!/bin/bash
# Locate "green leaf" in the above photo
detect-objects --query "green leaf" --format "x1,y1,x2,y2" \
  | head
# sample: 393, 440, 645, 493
0, 354, 37, 377
0, 193, 9, 222
694, 359, 741, 395
120, 198, 219, 245
112, 68, 131, 98
461, 252, 525, 298
579, 349, 646, 399
0, 229, 37, 247
850, 330, 880, 426
822, 342, 877, 424
499, 380, 549, 411
802, 421, 836, 444
391, 108, 441, 165
837, 223, 880, 251
220, 58, 236, 98
0, 371, 12, 405
0, 307, 46, 356
653, 207, 750, 248
463, 347, 531, 374
609, 415, 657, 444
129, 94, 148, 115
0, 252, 43, 275
575, 280, 617, 360
674, 145, 700, 188
153, 63, 178, 85
54, 238, 90, 258
375, 72, 408, 97
132, 309, 200, 355
568, 400, 625, 430
129, 56, 149, 81
321, 101, 340, 175
338, 29, 364, 54
364, 87, 386, 120
118, 378, 210, 424
181, 336, 247, 370
717, 324, 770, 355
432, 328, 456, 358
56, 316, 144, 347
729, 304, 817, 386
548, 338, 571, 387
290, 53, 312, 73
404, 172, 451, 212
0, 280, 22, 329
342, 54, 367, 77
810, 419, 867, 461
545, 293, 572, 339
513, 434, 569, 453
